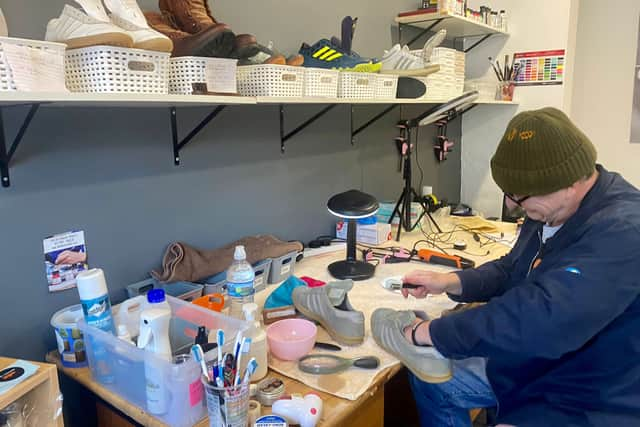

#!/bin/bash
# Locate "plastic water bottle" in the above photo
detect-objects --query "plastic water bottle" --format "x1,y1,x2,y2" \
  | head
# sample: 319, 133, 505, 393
227, 245, 255, 319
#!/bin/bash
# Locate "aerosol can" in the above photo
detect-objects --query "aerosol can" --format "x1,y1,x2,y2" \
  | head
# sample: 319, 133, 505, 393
137, 289, 172, 415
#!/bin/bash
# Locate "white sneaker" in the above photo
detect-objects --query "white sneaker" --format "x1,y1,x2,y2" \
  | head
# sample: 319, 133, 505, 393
0, 8, 8, 37
421, 29, 447, 65
104, 0, 172, 52
380, 44, 440, 77
45, 3, 133, 49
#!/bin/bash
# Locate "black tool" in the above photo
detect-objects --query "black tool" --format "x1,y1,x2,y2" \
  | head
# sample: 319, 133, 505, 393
314, 342, 342, 351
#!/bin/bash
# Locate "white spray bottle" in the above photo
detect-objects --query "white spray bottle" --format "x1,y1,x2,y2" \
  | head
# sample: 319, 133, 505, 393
242, 303, 268, 381
137, 289, 172, 415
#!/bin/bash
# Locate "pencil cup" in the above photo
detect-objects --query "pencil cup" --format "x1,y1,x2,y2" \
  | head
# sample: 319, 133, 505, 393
496, 81, 515, 101
202, 379, 250, 427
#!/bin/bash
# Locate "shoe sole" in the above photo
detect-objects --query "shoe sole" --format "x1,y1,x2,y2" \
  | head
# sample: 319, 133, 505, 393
380, 64, 441, 77
372, 325, 452, 384
335, 62, 382, 73
64, 33, 134, 49
295, 302, 364, 346
134, 38, 173, 53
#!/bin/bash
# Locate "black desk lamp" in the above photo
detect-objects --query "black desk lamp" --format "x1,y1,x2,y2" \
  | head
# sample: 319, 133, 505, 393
327, 189, 379, 280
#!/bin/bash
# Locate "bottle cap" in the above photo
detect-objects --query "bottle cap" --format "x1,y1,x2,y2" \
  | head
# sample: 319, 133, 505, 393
117, 324, 129, 338
147, 289, 166, 304
76, 268, 108, 301
242, 303, 258, 321
234, 245, 247, 260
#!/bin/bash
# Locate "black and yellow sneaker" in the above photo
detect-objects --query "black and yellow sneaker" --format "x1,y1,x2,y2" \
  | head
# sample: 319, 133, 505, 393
299, 39, 381, 72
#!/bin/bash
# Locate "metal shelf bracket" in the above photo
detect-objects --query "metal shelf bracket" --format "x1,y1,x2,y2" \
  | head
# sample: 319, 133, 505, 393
351, 104, 400, 143
279, 104, 337, 153
0, 104, 40, 188
170, 105, 226, 165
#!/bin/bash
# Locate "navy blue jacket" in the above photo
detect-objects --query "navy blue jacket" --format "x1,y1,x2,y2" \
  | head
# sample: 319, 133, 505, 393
430, 166, 640, 426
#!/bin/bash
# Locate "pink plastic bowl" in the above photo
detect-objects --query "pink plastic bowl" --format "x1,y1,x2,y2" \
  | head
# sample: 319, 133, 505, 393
266, 318, 317, 361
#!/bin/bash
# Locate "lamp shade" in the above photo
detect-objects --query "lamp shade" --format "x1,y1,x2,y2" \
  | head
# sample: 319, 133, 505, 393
327, 189, 379, 219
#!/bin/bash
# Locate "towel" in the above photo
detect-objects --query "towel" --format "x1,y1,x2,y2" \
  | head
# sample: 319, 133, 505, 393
151, 235, 303, 283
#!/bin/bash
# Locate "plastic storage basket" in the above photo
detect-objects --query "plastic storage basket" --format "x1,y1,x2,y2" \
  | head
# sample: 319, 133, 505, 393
82, 295, 248, 427
375, 74, 398, 99
0, 36, 66, 91
65, 45, 170, 93
338, 72, 376, 99
303, 67, 339, 98
169, 56, 237, 95
236, 64, 304, 97
126, 277, 203, 302
268, 251, 298, 284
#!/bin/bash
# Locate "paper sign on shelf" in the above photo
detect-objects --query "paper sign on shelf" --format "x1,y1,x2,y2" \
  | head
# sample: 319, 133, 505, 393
1, 43, 67, 92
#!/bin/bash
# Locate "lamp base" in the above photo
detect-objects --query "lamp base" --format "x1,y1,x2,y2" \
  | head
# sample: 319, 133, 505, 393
328, 260, 376, 281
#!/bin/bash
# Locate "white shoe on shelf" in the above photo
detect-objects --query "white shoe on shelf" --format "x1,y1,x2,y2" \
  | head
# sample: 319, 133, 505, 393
45, 2, 133, 49
104, 0, 172, 52
0, 8, 8, 37
421, 29, 447, 64
380, 44, 440, 77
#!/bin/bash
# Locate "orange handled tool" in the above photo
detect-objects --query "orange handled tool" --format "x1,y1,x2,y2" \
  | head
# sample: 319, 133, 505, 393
417, 249, 475, 269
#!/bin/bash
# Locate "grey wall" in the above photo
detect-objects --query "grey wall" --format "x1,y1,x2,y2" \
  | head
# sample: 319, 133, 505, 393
0, 0, 462, 361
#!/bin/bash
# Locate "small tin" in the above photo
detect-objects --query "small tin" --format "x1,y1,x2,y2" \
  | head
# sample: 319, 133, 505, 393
256, 377, 285, 406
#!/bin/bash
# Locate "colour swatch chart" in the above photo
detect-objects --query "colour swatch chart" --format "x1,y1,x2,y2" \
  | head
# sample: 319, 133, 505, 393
513, 49, 565, 86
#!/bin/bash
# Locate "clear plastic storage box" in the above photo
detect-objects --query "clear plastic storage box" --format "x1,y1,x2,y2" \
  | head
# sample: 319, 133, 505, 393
79, 295, 248, 427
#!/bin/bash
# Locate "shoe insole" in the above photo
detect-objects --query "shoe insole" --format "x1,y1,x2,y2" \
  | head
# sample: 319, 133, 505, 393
396, 77, 427, 99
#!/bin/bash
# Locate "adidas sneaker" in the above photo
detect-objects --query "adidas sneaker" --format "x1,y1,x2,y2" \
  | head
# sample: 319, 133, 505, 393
299, 39, 381, 73
380, 45, 440, 77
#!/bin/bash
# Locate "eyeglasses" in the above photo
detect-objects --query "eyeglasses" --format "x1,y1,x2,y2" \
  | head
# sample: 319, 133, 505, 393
504, 193, 531, 206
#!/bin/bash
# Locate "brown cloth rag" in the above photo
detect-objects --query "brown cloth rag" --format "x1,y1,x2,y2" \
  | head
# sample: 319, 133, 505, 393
151, 235, 303, 284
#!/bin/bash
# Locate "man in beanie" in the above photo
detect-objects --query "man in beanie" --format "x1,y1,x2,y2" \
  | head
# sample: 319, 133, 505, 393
400, 107, 640, 426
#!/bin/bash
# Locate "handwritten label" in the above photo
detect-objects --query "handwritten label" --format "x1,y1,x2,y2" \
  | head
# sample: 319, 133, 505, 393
1, 43, 66, 92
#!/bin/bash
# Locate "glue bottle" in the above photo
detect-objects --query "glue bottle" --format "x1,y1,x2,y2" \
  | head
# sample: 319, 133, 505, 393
137, 289, 172, 415
76, 268, 116, 383
242, 303, 268, 381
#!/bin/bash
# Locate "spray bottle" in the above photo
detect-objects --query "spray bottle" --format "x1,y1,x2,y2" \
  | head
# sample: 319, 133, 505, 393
137, 289, 172, 415
76, 268, 116, 383
242, 303, 268, 381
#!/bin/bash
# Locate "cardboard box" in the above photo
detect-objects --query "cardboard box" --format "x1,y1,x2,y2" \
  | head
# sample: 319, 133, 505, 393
336, 221, 393, 245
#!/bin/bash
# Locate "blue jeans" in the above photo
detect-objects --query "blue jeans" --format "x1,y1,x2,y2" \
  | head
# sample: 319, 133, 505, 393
409, 357, 497, 427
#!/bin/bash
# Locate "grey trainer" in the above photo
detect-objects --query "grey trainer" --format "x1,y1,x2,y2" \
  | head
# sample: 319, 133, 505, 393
371, 308, 452, 383
292, 281, 364, 345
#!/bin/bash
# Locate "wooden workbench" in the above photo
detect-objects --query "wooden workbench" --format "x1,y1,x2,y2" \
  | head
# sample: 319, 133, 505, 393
48, 218, 514, 426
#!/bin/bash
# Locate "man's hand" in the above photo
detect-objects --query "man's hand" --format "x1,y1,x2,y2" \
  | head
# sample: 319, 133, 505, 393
401, 270, 463, 299
55, 250, 86, 265
402, 319, 433, 346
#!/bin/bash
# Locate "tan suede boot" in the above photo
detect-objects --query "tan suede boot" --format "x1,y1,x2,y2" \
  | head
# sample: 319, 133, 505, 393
144, 11, 234, 58
159, 0, 216, 34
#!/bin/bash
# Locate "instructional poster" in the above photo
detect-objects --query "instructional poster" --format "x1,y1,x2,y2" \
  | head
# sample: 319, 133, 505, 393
513, 49, 565, 86
43, 230, 88, 292
631, 15, 640, 144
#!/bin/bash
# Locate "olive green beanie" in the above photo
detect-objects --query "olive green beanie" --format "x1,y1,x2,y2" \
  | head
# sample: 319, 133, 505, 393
490, 107, 597, 196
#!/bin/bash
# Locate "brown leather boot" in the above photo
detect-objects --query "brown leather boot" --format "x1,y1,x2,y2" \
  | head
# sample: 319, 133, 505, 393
159, 0, 216, 34
144, 11, 235, 58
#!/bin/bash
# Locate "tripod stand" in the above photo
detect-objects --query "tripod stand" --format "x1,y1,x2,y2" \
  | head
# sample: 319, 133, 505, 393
388, 125, 443, 241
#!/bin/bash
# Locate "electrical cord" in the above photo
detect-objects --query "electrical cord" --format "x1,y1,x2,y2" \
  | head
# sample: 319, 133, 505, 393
414, 126, 424, 193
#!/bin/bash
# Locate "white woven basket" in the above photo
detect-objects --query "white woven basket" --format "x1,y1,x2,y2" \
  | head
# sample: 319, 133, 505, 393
337, 72, 376, 99
65, 46, 170, 93
169, 56, 237, 95
236, 64, 304, 97
0, 36, 66, 91
303, 67, 338, 98
375, 74, 398, 99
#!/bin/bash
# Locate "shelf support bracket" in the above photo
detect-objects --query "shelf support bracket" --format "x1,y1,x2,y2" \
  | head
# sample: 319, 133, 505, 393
280, 104, 337, 154
170, 105, 226, 165
400, 19, 444, 47
0, 104, 40, 188
463, 34, 493, 53
351, 104, 400, 143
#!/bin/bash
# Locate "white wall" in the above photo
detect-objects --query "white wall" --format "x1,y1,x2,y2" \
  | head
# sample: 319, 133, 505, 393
460, 0, 577, 217
570, 0, 640, 187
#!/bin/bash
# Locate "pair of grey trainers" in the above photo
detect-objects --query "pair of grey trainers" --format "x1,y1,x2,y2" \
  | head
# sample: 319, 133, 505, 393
292, 280, 364, 345
371, 308, 452, 383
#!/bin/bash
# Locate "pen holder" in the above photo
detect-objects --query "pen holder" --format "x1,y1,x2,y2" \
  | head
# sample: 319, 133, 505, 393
203, 379, 250, 427
496, 81, 515, 101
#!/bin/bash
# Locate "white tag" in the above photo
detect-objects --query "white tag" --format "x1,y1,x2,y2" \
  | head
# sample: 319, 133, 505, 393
204, 59, 237, 94
2, 43, 66, 92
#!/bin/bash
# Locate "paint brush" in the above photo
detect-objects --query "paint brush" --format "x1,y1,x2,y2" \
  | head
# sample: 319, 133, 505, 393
488, 56, 503, 81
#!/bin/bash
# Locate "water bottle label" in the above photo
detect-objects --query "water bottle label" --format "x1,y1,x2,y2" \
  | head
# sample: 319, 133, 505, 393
81, 295, 114, 333
227, 280, 254, 297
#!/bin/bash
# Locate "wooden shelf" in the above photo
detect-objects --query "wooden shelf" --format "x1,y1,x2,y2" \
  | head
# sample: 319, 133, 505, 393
395, 10, 508, 38
0, 357, 63, 426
